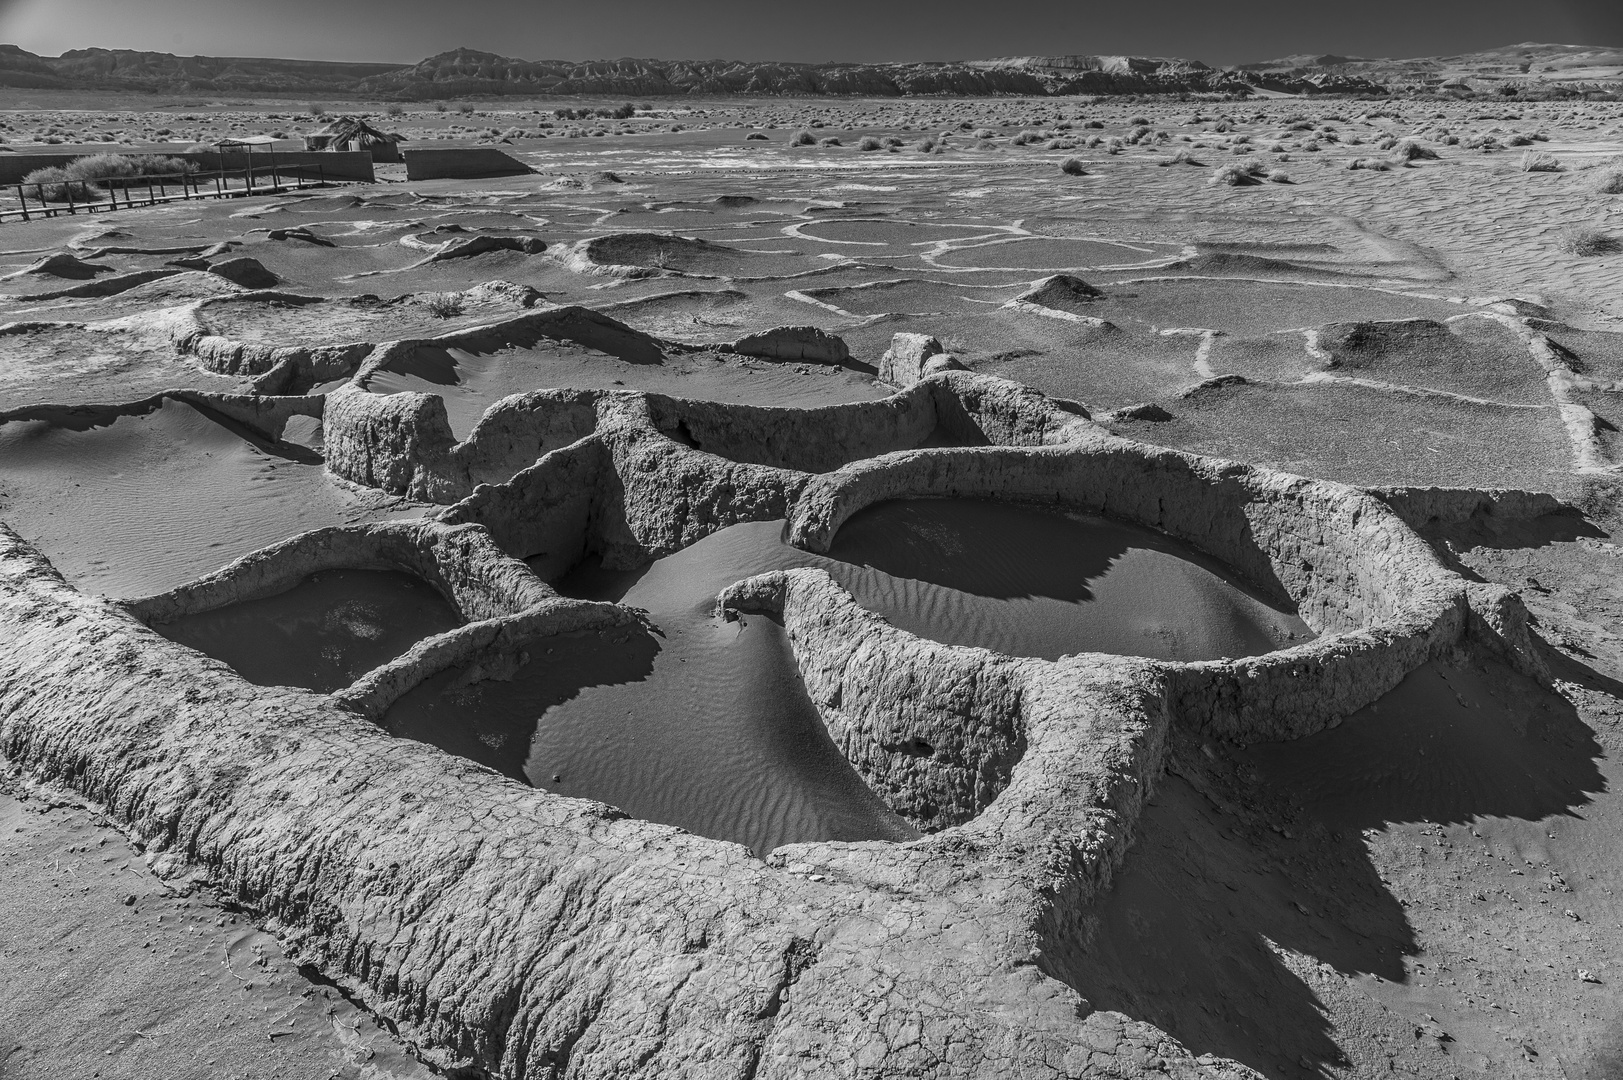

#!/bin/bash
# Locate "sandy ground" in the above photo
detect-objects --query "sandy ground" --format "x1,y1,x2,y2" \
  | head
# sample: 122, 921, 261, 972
4, 93, 1623, 1078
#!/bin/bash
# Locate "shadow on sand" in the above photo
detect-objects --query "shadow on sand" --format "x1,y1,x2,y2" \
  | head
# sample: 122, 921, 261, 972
1071, 648, 1606, 1077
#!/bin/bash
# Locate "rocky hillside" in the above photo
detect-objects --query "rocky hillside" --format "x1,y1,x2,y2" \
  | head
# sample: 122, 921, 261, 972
0, 41, 1616, 98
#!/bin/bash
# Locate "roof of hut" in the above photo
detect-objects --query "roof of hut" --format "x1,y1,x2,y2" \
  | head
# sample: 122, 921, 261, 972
309, 116, 404, 146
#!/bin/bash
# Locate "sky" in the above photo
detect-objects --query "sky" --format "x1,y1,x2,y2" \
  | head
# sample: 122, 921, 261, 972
0, 0, 1620, 67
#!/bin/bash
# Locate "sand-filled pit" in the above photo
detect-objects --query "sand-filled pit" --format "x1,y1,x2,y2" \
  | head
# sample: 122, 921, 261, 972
389, 523, 918, 856
0, 396, 409, 597
155, 568, 462, 693
826, 498, 1312, 661
0, 320, 243, 407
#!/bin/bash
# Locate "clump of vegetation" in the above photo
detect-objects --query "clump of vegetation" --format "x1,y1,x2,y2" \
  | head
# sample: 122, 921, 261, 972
881, 136, 905, 149
20, 166, 94, 202
1520, 151, 1565, 173
307, 103, 326, 118
857, 135, 882, 151
914, 136, 940, 153
1595, 169, 1623, 194
457, 103, 476, 115
1059, 156, 1087, 176
817, 136, 842, 147
1389, 138, 1439, 162
1159, 149, 1203, 167
1561, 226, 1623, 256
745, 131, 769, 141
63, 153, 197, 187
789, 129, 816, 146
424, 293, 466, 319
1268, 169, 1292, 184
1347, 157, 1393, 172
1209, 160, 1267, 186
386, 103, 405, 118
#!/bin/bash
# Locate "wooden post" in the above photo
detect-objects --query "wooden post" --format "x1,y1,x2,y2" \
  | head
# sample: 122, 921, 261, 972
16, 185, 29, 222
64, 181, 76, 215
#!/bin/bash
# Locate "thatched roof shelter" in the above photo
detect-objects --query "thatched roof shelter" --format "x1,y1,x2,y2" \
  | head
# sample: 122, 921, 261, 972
304, 116, 406, 161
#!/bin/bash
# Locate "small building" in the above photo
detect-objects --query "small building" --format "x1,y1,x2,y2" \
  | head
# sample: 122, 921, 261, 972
304, 116, 406, 163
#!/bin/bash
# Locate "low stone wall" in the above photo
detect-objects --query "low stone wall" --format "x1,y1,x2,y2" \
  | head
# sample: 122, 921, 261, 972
403, 147, 533, 181
721, 569, 1029, 830
123, 520, 550, 627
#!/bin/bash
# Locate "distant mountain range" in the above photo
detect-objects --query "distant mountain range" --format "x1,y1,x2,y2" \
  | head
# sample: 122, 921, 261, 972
1, 42, 1619, 99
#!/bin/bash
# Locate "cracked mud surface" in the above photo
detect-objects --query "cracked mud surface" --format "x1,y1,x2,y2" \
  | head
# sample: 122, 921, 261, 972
3, 97, 1623, 1079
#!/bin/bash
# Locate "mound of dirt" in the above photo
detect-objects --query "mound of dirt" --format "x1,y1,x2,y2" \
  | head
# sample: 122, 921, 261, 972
5, 253, 113, 280
1011, 273, 1104, 313
207, 256, 279, 289
1163, 251, 1339, 277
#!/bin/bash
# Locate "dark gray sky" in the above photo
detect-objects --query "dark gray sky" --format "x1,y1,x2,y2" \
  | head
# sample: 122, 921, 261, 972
1, 0, 1620, 66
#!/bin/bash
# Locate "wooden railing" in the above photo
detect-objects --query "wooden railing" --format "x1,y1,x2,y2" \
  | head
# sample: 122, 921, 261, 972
1, 161, 352, 223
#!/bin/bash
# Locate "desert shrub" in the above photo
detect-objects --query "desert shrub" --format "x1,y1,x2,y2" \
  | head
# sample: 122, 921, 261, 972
1520, 150, 1564, 172
1347, 157, 1392, 171
21, 166, 98, 202
1287, 120, 1314, 132
1160, 148, 1202, 166
1561, 227, 1623, 256
1374, 135, 1397, 150
914, 137, 938, 152
1105, 137, 1123, 155
424, 293, 466, 318
307, 103, 326, 118
1268, 169, 1292, 183
60, 153, 197, 188
433, 102, 448, 113
1059, 156, 1087, 175
857, 135, 882, 151
790, 129, 816, 146
386, 103, 405, 117
745, 131, 769, 141
457, 103, 476, 115
1083, 119, 1104, 129
1506, 133, 1534, 146
1390, 138, 1438, 161
1595, 169, 1623, 194
973, 128, 995, 139
817, 136, 842, 147
881, 136, 904, 148
1128, 115, 1150, 126
1209, 160, 1267, 186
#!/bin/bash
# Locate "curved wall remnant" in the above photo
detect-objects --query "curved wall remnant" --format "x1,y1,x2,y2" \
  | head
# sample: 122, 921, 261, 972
0, 355, 1551, 1080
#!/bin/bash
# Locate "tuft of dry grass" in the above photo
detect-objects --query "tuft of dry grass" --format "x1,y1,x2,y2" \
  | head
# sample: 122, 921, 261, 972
1561, 227, 1623, 257
857, 135, 882, 151
789, 129, 816, 146
1520, 150, 1565, 173
1059, 157, 1087, 176
1389, 138, 1439, 162
1209, 160, 1266, 186
424, 293, 466, 319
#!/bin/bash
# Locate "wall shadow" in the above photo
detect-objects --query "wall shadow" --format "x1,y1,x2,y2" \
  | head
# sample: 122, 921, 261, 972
1071, 653, 1605, 1077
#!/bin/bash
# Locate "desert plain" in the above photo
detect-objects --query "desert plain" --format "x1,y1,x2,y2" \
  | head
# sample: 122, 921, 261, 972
2, 87, 1623, 1080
